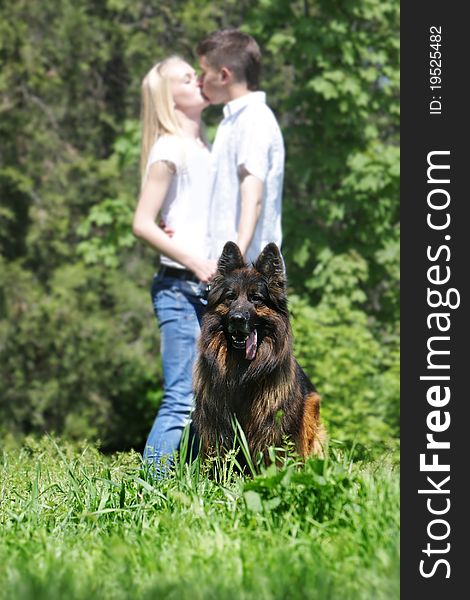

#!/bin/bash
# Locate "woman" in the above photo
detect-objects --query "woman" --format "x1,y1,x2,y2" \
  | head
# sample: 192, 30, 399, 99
133, 56, 217, 472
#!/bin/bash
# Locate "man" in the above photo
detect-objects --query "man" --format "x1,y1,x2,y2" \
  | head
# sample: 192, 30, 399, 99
197, 29, 285, 263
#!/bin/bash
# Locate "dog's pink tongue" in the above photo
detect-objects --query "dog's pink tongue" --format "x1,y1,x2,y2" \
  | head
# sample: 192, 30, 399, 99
245, 329, 258, 360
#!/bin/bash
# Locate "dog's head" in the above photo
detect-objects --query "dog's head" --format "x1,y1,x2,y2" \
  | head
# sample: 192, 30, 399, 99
206, 242, 288, 360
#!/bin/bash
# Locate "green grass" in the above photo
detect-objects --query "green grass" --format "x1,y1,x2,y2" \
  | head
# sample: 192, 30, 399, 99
0, 435, 399, 600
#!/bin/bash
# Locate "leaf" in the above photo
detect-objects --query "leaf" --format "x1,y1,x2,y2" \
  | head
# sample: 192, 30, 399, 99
244, 490, 263, 513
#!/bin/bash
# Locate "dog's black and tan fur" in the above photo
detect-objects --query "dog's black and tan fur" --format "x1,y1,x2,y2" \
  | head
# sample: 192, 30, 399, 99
193, 242, 325, 464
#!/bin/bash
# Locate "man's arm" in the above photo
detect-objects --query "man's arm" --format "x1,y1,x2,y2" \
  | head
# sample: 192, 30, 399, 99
237, 166, 263, 257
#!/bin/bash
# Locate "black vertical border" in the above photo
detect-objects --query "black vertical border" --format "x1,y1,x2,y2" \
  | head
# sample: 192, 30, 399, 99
401, 3, 467, 598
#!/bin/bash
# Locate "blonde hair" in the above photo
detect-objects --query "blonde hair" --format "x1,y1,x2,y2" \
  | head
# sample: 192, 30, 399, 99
140, 56, 183, 185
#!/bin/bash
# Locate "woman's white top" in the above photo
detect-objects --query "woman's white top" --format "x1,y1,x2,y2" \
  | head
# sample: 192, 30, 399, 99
146, 135, 212, 269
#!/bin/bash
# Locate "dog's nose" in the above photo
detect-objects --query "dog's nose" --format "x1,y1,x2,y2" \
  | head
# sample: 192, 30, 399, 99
230, 311, 249, 324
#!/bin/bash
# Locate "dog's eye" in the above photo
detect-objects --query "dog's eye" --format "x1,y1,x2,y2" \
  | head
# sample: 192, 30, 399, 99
224, 291, 237, 302
250, 293, 265, 304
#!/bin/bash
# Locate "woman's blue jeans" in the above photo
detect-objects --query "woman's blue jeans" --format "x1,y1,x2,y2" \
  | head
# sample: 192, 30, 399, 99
143, 270, 207, 472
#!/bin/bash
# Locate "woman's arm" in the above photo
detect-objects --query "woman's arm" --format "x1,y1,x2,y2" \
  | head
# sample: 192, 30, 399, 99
132, 161, 216, 283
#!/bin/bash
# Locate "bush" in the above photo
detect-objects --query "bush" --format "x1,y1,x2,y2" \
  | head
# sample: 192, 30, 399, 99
0, 259, 161, 452
290, 293, 399, 450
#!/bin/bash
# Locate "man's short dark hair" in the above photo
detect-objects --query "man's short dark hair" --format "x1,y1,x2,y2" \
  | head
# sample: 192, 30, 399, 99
197, 29, 261, 91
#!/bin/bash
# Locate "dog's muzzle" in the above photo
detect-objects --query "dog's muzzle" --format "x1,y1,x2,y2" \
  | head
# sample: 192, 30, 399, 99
227, 312, 258, 359
228, 314, 250, 349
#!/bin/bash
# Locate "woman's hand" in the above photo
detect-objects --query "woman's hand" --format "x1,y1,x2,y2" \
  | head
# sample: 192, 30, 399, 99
188, 257, 218, 284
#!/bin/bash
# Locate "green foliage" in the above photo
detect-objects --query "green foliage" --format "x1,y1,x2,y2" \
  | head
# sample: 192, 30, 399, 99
77, 195, 135, 267
77, 120, 140, 267
290, 294, 399, 450
0, 259, 161, 451
0, 436, 399, 599
245, 0, 399, 325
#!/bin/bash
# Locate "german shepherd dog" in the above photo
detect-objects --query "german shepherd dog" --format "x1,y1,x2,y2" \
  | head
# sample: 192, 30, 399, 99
193, 242, 325, 467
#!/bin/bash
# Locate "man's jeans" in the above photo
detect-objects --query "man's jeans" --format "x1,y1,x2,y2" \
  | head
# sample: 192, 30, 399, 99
143, 270, 207, 471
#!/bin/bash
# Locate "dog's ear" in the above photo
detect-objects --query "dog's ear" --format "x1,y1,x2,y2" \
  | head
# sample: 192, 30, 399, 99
254, 243, 286, 287
217, 241, 246, 275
